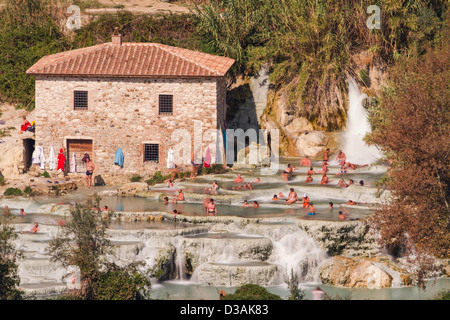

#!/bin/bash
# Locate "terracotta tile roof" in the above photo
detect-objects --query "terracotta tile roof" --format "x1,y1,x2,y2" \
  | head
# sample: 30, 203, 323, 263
26, 42, 235, 77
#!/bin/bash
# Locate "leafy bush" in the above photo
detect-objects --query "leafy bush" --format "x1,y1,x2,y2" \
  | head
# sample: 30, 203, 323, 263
129, 174, 143, 182
37, 171, 51, 178
145, 171, 171, 185
3, 188, 23, 196
221, 284, 282, 300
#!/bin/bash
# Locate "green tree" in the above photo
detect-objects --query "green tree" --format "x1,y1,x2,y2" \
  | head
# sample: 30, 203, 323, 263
0, 207, 23, 300
221, 284, 282, 300
284, 269, 305, 300
48, 197, 150, 299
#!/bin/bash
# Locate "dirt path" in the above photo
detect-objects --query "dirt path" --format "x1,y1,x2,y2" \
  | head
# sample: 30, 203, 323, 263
89, 0, 194, 14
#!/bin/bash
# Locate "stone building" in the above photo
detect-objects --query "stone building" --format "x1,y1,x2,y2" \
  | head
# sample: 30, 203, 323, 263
26, 34, 234, 179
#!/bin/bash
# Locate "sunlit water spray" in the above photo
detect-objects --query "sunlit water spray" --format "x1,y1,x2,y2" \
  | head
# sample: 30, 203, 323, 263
342, 77, 382, 164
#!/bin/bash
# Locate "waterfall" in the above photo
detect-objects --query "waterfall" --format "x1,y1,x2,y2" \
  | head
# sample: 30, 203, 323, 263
342, 76, 381, 164
269, 229, 328, 284
175, 238, 186, 281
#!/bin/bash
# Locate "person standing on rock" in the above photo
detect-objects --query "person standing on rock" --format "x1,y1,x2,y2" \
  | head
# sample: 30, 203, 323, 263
323, 148, 330, 162
85, 158, 95, 188
57, 148, 66, 173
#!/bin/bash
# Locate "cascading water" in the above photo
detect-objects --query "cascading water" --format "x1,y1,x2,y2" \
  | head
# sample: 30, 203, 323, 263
268, 228, 328, 284
341, 76, 382, 164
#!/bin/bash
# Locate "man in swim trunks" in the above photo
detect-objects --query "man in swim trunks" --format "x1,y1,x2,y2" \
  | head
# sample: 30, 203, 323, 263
285, 188, 298, 204
306, 167, 316, 175
85, 158, 95, 188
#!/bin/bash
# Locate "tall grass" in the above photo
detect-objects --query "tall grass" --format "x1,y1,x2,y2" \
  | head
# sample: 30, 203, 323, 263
195, 0, 447, 130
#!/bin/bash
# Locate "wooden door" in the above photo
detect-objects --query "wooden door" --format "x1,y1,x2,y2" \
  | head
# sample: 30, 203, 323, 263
67, 139, 93, 173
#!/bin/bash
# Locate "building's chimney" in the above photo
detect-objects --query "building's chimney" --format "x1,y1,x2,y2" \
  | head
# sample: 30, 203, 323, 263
112, 27, 122, 45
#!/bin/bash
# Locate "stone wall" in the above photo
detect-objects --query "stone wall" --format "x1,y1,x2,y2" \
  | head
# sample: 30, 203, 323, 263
34, 76, 226, 178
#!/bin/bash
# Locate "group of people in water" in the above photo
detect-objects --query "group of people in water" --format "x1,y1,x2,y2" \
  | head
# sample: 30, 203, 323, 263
161, 148, 367, 220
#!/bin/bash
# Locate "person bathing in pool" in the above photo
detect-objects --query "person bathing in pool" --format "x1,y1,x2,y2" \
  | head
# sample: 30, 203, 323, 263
285, 188, 298, 204
307, 203, 316, 216
207, 199, 217, 216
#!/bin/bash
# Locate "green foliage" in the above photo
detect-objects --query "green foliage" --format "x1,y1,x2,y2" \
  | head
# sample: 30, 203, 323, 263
0, 208, 23, 300
221, 284, 282, 300
284, 269, 305, 300
146, 171, 171, 185
37, 171, 51, 178
3, 188, 23, 196
196, 0, 447, 130
433, 289, 450, 300
23, 186, 33, 196
49, 196, 150, 300
129, 174, 143, 182
96, 262, 151, 300
0, 176, 5, 186
0, 0, 71, 109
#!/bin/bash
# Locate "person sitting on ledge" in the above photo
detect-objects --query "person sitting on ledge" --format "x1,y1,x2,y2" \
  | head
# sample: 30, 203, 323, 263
318, 161, 328, 174
301, 193, 310, 208
234, 174, 244, 184
338, 179, 348, 188
172, 189, 184, 203
306, 167, 316, 175
336, 150, 346, 166
20, 222, 39, 234
347, 200, 357, 205
19, 116, 31, 134
305, 173, 313, 183
285, 188, 298, 204
320, 173, 334, 185
272, 194, 283, 201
